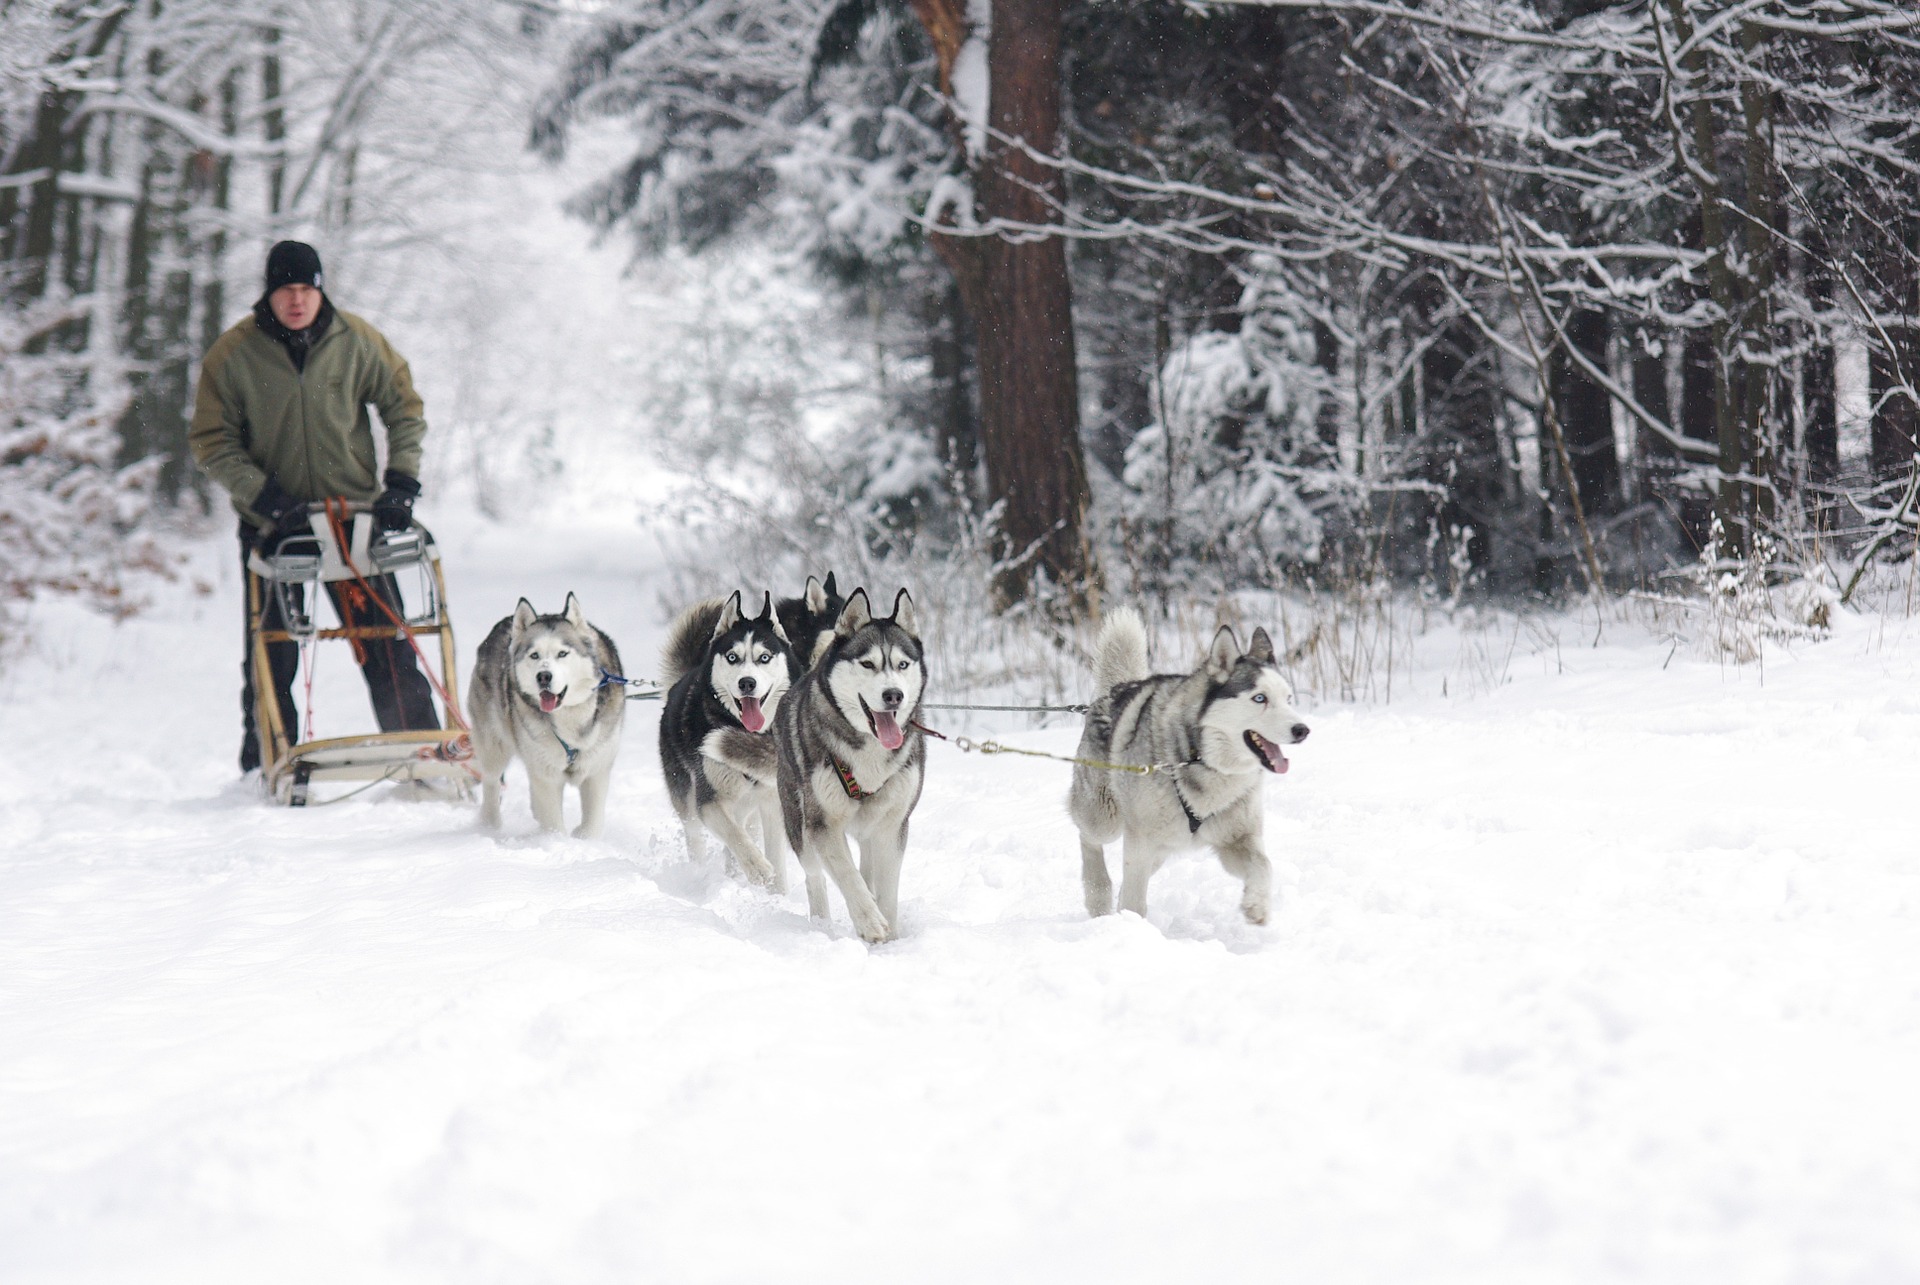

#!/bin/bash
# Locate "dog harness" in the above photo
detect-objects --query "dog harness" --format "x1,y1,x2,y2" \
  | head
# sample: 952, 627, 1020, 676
527, 690, 583, 771
830, 754, 870, 800
1171, 775, 1207, 834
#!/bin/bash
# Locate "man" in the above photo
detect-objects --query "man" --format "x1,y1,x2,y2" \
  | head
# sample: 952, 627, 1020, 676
190, 240, 440, 773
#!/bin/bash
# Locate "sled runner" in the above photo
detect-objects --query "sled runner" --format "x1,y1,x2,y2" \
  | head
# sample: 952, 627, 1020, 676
245, 500, 476, 805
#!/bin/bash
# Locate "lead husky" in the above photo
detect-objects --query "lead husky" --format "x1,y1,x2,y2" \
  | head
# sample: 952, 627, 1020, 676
658, 591, 799, 887
1068, 608, 1309, 925
471, 594, 626, 838
708, 588, 926, 942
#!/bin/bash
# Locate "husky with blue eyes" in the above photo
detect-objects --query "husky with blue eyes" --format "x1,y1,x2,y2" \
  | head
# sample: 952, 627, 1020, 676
704, 588, 925, 943
471, 593, 626, 838
1068, 607, 1310, 927
658, 591, 800, 888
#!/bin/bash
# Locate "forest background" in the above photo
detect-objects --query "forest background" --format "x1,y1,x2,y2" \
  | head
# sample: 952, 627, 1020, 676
5, 0, 1920, 647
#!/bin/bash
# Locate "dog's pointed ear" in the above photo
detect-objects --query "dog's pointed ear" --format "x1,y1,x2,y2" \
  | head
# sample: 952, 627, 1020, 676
890, 588, 917, 634
835, 589, 872, 638
563, 593, 585, 629
714, 590, 743, 637
755, 590, 774, 622
824, 571, 838, 599
1247, 626, 1275, 665
805, 575, 828, 613
1206, 625, 1240, 679
512, 598, 537, 635
761, 591, 792, 643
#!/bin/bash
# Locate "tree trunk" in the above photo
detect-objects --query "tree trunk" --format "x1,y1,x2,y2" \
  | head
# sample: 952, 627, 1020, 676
1870, 217, 1920, 486
1804, 342, 1837, 483
926, 277, 980, 494
1738, 21, 1779, 527
14, 89, 70, 304
1421, 319, 1502, 579
910, 0, 1093, 608
1803, 234, 1839, 531
1665, 0, 1747, 557
1559, 308, 1620, 517
1870, 342, 1920, 484
1630, 334, 1673, 505
264, 27, 286, 217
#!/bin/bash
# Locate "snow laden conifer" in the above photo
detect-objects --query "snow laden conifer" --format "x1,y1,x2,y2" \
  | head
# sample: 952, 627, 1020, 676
1122, 261, 1336, 585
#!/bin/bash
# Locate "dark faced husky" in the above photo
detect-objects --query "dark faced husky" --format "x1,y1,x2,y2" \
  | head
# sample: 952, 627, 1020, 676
658, 591, 799, 887
1068, 607, 1309, 926
775, 572, 844, 671
471, 594, 626, 838
707, 588, 926, 942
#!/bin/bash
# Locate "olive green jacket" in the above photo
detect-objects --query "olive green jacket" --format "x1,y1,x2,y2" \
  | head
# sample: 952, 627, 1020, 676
189, 306, 427, 529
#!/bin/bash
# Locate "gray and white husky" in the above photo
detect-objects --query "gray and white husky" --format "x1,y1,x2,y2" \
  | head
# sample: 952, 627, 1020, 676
470, 594, 626, 838
658, 590, 799, 888
1068, 607, 1309, 925
707, 588, 926, 943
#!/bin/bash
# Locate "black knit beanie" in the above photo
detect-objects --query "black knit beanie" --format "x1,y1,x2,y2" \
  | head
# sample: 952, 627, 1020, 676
265, 241, 324, 294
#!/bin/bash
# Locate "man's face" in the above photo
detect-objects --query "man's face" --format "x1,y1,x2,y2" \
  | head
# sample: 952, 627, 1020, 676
269, 283, 322, 331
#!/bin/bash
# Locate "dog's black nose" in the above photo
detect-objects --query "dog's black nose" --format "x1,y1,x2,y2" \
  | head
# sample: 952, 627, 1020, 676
738, 675, 756, 695
1291, 723, 1310, 743
536, 670, 553, 688
881, 687, 903, 709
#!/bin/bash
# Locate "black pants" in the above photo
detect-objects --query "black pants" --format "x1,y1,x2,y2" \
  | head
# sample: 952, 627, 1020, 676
239, 532, 441, 772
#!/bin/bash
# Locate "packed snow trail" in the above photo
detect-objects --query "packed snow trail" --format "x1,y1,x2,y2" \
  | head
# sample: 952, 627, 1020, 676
3, 517, 1919, 1283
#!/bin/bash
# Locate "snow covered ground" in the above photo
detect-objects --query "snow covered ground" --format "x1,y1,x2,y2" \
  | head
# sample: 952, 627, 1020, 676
4, 512, 1919, 1283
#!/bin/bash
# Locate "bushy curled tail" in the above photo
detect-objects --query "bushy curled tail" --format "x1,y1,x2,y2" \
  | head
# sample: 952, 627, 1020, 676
1093, 606, 1149, 692
659, 598, 727, 685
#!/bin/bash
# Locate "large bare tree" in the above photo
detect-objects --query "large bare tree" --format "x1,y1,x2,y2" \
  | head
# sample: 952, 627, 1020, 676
907, 0, 1093, 607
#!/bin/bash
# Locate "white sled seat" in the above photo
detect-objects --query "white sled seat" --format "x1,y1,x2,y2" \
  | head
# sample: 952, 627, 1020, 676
246, 510, 437, 584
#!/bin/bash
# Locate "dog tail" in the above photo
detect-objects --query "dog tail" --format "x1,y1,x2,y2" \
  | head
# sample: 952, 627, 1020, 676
1093, 606, 1150, 692
660, 597, 728, 685
702, 727, 778, 782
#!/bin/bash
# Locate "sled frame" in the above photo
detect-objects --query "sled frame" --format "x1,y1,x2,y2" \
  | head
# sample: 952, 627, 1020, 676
246, 504, 474, 806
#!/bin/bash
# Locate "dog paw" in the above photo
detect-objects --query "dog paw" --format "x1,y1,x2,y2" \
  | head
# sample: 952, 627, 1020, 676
854, 912, 894, 944
1241, 901, 1270, 926
572, 824, 603, 840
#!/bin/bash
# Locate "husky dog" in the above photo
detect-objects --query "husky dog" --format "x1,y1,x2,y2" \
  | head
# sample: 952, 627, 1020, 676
471, 594, 626, 838
774, 572, 843, 671
658, 591, 799, 887
1068, 607, 1309, 925
708, 588, 925, 943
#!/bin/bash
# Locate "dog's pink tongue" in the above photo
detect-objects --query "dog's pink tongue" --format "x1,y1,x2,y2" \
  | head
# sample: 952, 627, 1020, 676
539, 691, 561, 714
738, 695, 765, 732
872, 710, 904, 750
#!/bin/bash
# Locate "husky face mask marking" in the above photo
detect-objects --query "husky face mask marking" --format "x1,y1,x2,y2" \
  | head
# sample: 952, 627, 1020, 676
510, 593, 602, 715
1196, 626, 1310, 775
825, 589, 924, 752
707, 591, 794, 733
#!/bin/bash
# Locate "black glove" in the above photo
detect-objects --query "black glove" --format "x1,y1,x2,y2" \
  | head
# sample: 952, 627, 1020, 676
252, 475, 310, 549
373, 470, 421, 532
